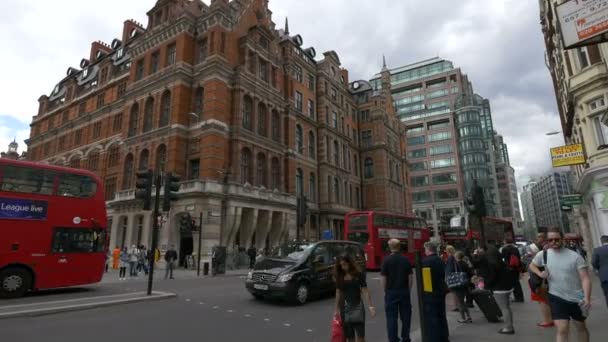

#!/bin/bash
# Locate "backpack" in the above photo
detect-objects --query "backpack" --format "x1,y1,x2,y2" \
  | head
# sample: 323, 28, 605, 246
508, 254, 520, 269
528, 250, 547, 293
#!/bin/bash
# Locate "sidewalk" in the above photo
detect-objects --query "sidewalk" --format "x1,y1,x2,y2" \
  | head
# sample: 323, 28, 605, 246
101, 267, 250, 284
446, 276, 607, 341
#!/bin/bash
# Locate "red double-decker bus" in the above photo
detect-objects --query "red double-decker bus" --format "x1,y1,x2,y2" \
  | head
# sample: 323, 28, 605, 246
443, 214, 514, 251
344, 211, 429, 269
0, 159, 107, 298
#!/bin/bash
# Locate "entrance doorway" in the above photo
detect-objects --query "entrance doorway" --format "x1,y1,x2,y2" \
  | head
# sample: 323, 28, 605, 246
179, 236, 193, 267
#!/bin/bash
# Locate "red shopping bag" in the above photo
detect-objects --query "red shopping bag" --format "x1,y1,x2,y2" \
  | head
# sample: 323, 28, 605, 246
330, 314, 345, 342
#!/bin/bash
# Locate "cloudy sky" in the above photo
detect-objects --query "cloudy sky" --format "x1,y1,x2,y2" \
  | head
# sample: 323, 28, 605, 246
0, 0, 564, 188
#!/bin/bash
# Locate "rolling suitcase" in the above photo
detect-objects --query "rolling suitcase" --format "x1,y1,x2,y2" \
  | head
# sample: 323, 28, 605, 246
471, 289, 502, 323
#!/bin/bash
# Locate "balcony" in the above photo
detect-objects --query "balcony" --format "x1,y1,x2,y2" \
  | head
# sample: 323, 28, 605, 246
569, 62, 608, 94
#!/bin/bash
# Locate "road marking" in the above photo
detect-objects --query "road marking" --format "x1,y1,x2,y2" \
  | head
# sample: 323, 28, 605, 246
371, 277, 381, 280
185, 299, 191, 302
306, 329, 313, 333
199, 302, 204, 305
283, 323, 291, 327
212, 306, 219, 309
264, 318, 270, 322
244, 314, 251, 317
227, 309, 234, 313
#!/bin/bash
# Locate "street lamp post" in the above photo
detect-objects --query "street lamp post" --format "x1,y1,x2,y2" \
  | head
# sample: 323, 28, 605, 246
197, 212, 203, 277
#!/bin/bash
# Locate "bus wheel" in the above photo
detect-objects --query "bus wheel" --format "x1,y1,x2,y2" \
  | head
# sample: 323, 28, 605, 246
0, 268, 32, 299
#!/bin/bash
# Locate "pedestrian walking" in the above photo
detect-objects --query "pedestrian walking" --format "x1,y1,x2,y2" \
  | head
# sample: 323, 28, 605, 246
421, 241, 450, 342
529, 233, 554, 327
529, 229, 592, 342
119, 247, 129, 280
128, 245, 138, 277
592, 235, 608, 308
500, 237, 524, 303
486, 244, 517, 334
334, 255, 376, 342
164, 246, 178, 279
381, 239, 413, 342
446, 251, 473, 323
137, 246, 148, 275
247, 245, 257, 269
112, 246, 120, 270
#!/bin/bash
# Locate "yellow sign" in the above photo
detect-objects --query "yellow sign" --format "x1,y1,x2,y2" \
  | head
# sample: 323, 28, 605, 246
422, 267, 433, 293
550, 144, 585, 167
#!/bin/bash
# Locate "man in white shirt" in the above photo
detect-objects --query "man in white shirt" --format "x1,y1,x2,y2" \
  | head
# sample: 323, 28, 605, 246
529, 230, 592, 342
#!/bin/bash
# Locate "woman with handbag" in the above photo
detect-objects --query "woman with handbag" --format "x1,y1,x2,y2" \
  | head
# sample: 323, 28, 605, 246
446, 251, 473, 323
334, 255, 376, 342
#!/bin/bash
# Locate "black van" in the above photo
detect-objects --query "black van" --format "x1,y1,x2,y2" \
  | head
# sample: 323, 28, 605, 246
245, 240, 365, 304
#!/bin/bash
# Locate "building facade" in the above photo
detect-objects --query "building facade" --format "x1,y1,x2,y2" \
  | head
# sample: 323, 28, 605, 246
540, 0, 608, 249
25, 0, 410, 258
370, 58, 469, 238
0, 140, 20, 160
521, 180, 538, 240
531, 171, 573, 233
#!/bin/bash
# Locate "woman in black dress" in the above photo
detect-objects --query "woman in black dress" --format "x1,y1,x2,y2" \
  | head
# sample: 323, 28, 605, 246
334, 255, 376, 342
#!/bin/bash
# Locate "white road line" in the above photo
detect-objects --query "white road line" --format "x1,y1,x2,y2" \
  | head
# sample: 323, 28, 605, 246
199, 302, 204, 305
371, 277, 382, 280
264, 318, 270, 322
212, 306, 219, 309
306, 329, 313, 332
283, 323, 291, 327
227, 309, 234, 313
244, 314, 251, 317
185, 299, 191, 302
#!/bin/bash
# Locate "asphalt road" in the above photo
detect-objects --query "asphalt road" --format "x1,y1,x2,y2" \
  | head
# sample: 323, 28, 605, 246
0, 271, 422, 342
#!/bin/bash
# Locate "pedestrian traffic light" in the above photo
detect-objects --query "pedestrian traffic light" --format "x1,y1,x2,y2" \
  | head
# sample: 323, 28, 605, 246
162, 172, 180, 212
135, 169, 153, 211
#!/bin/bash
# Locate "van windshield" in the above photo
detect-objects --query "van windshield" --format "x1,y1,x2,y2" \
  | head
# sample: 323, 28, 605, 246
270, 242, 314, 261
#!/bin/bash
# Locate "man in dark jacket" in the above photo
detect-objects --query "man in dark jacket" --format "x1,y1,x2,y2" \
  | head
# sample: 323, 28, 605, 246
487, 245, 518, 334
592, 235, 608, 308
247, 245, 257, 269
422, 241, 449, 342
164, 246, 178, 279
501, 238, 524, 302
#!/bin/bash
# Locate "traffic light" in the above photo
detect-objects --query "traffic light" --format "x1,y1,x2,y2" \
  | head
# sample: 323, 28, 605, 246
162, 172, 180, 212
135, 169, 153, 210
296, 195, 308, 226
179, 213, 192, 233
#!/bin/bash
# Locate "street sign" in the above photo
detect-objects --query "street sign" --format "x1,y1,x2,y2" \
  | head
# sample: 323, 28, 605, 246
557, 0, 608, 49
322, 230, 333, 240
560, 194, 583, 206
550, 144, 586, 167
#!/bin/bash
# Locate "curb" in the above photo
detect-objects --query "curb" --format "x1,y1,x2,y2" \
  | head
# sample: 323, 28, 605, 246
0, 291, 177, 320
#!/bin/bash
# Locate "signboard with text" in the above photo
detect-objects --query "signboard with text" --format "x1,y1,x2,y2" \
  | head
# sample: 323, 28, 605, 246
560, 194, 583, 206
0, 197, 48, 220
550, 144, 586, 167
557, 0, 608, 49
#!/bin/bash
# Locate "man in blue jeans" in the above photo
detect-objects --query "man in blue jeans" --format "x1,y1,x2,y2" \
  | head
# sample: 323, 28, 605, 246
381, 239, 413, 342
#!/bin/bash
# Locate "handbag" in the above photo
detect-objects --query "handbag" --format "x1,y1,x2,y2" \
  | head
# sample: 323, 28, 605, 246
446, 260, 469, 289
343, 301, 365, 323
330, 314, 346, 342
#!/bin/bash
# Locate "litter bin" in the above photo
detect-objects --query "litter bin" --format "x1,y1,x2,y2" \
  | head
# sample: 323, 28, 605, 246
203, 262, 210, 275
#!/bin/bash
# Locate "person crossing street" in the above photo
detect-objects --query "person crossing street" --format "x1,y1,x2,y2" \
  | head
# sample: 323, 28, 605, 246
381, 239, 413, 342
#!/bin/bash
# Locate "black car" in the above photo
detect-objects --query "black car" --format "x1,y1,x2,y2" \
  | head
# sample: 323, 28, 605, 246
245, 240, 365, 305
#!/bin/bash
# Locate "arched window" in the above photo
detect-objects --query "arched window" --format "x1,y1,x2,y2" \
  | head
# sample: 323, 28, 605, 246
343, 181, 347, 205
143, 97, 154, 133
333, 177, 340, 203
334, 140, 339, 165
194, 87, 204, 115
295, 125, 304, 153
241, 148, 252, 184
122, 154, 134, 189
395, 164, 400, 183
243, 96, 253, 130
354, 155, 359, 176
309, 173, 316, 201
256, 153, 267, 187
364, 158, 374, 178
296, 168, 303, 196
271, 110, 280, 141
159, 90, 171, 127
389, 160, 394, 180
257, 103, 267, 136
308, 131, 315, 158
128, 104, 139, 137
107, 146, 120, 168
155, 145, 166, 174
88, 152, 99, 172
139, 149, 149, 170
271, 157, 280, 190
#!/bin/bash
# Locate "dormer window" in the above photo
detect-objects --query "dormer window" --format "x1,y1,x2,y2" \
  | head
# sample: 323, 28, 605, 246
130, 28, 138, 39
83, 68, 89, 78
53, 85, 60, 95
96, 50, 103, 59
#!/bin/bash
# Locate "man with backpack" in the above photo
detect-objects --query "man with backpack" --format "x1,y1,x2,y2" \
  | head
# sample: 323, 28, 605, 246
501, 238, 524, 302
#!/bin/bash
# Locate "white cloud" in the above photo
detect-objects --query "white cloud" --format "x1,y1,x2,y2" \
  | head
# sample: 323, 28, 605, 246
0, 0, 560, 188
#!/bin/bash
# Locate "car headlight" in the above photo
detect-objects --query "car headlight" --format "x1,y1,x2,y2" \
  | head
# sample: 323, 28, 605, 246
277, 273, 293, 282
247, 271, 253, 280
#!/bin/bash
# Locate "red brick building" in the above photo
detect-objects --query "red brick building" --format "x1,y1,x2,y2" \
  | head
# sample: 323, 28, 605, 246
26, 0, 411, 256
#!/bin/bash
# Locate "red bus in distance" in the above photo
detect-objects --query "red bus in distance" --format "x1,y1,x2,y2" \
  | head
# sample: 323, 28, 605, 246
344, 211, 430, 269
0, 159, 107, 298
443, 214, 514, 251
